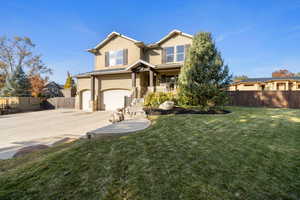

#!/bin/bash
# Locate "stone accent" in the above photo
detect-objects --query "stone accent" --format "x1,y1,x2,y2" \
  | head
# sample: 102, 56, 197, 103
89, 100, 96, 112
109, 109, 125, 123
125, 98, 147, 119
159, 101, 174, 110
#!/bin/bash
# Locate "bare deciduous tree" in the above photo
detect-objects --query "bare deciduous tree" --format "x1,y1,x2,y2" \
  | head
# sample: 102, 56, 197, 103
0, 36, 52, 77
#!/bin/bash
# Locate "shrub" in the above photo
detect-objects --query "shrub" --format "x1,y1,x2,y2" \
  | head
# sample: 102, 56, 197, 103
144, 92, 177, 108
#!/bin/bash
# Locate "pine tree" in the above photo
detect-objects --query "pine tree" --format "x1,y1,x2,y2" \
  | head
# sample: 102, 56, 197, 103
178, 32, 232, 110
0, 66, 31, 97
64, 71, 74, 89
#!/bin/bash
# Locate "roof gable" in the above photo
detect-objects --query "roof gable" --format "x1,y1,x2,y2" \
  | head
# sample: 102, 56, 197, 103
87, 31, 144, 53
87, 29, 193, 53
125, 59, 156, 71
148, 29, 193, 47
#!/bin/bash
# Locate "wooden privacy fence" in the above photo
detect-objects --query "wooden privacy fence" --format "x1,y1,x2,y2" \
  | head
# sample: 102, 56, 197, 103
43, 97, 75, 109
0, 97, 41, 113
227, 91, 300, 108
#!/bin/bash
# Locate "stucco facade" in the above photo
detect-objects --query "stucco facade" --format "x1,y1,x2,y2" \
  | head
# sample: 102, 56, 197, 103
145, 34, 192, 65
94, 36, 142, 70
75, 30, 193, 111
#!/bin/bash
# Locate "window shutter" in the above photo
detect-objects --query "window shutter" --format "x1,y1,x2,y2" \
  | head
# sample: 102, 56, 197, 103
123, 49, 128, 65
162, 48, 166, 64
105, 52, 109, 67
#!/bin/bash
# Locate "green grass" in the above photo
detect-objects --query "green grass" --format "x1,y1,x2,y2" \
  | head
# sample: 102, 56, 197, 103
0, 107, 299, 200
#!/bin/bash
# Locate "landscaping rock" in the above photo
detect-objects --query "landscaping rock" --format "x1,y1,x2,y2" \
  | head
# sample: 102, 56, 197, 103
13, 144, 49, 158
109, 108, 124, 123
159, 101, 174, 110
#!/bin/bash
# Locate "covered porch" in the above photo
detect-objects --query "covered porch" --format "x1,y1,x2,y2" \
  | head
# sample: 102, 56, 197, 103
128, 60, 180, 98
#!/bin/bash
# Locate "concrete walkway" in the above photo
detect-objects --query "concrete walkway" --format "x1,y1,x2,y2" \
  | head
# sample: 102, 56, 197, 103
87, 119, 151, 138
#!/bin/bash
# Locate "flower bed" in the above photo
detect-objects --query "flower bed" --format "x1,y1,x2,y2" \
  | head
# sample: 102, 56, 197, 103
144, 106, 230, 115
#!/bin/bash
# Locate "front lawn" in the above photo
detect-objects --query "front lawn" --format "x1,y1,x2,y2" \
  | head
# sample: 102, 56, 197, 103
0, 107, 299, 199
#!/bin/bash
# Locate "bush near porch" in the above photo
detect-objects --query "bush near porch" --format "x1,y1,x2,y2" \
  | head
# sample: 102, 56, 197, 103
144, 91, 177, 107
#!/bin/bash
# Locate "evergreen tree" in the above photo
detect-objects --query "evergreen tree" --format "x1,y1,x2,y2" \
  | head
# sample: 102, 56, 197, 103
178, 32, 232, 110
0, 66, 31, 97
64, 71, 74, 89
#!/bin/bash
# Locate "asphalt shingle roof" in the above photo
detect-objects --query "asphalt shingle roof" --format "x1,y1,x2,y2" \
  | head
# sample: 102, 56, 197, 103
75, 68, 126, 77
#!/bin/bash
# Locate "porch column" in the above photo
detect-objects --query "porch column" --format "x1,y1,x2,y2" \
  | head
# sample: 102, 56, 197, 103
148, 70, 155, 93
91, 75, 95, 101
149, 70, 154, 87
286, 81, 289, 91
131, 72, 136, 87
131, 72, 137, 98
90, 75, 95, 111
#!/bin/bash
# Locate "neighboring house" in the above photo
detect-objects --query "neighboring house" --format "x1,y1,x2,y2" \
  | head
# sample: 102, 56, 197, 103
75, 29, 192, 111
229, 77, 300, 91
42, 81, 64, 98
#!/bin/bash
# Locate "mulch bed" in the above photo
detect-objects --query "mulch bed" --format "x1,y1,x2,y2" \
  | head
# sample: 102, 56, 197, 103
144, 106, 231, 115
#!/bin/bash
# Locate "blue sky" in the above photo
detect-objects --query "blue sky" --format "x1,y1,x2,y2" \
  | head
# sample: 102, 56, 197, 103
1, 0, 300, 83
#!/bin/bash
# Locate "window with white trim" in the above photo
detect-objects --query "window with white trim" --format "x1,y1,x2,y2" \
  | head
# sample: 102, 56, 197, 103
165, 47, 174, 63
109, 50, 124, 66
165, 45, 185, 63
176, 45, 185, 62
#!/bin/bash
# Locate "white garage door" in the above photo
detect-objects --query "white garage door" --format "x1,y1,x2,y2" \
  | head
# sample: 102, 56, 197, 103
103, 90, 131, 111
82, 90, 91, 111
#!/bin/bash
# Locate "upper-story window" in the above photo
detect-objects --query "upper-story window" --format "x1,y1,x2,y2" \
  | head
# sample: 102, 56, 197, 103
105, 49, 128, 67
165, 47, 175, 63
109, 50, 123, 66
163, 45, 188, 63
176, 45, 185, 62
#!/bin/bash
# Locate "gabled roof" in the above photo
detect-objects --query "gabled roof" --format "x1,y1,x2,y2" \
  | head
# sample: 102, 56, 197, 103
87, 31, 145, 53
148, 29, 193, 48
87, 29, 193, 53
125, 59, 156, 70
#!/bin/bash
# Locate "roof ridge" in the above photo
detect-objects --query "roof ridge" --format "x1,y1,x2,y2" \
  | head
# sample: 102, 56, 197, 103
87, 29, 193, 52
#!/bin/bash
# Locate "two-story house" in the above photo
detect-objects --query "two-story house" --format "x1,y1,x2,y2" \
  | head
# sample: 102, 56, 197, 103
75, 30, 193, 111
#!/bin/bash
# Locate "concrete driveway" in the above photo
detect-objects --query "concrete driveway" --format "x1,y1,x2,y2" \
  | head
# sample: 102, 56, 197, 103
0, 109, 111, 159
